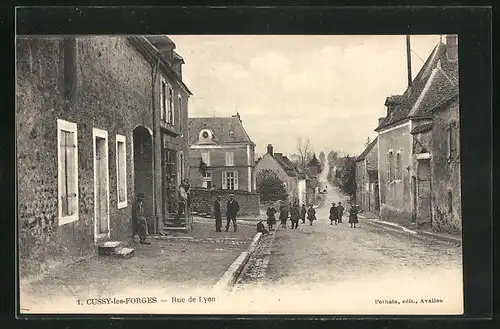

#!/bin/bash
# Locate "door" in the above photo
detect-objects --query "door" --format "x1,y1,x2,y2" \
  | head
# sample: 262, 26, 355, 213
94, 129, 110, 241
412, 176, 417, 221
416, 159, 432, 228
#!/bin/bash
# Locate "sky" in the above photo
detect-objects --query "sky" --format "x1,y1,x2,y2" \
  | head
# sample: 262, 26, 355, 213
169, 35, 442, 157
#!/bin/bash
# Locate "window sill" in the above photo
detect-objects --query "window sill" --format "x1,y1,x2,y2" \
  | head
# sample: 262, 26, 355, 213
117, 201, 128, 209
59, 214, 79, 226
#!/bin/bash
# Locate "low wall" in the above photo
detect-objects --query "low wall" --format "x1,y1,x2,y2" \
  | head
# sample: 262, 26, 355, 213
190, 188, 260, 217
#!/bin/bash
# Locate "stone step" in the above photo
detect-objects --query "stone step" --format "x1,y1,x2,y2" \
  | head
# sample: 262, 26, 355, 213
98, 241, 135, 259
163, 220, 186, 228
161, 226, 189, 234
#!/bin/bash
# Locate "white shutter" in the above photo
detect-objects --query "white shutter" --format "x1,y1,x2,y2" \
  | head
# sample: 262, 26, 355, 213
160, 80, 164, 121
234, 172, 239, 190
222, 172, 227, 189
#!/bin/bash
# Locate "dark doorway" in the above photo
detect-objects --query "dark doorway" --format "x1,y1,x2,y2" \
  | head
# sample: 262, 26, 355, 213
133, 126, 154, 235
416, 159, 432, 228
412, 176, 417, 222
374, 183, 380, 211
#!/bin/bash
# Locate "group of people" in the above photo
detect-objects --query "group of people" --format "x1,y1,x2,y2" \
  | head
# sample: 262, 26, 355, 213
264, 203, 319, 231
213, 194, 240, 232
329, 201, 360, 228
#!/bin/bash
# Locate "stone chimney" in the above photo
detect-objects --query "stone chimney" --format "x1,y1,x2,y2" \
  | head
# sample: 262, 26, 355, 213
378, 117, 386, 126
446, 35, 458, 61
384, 95, 403, 117
267, 144, 274, 156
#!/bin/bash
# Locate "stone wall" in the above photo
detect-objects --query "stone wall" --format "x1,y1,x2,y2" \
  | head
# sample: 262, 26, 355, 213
190, 187, 260, 217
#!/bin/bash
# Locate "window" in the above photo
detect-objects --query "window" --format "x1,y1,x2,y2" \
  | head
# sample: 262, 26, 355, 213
202, 171, 212, 189
167, 85, 174, 124
201, 152, 211, 166
387, 151, 394, 182
225, 152, 234, 166
222, 171, 238, 190
177, 95, 182, 133
57, 119, 79, 225
448, 190, 453, 213
116, 134, 127, 209
447, 122, 458, 159
160, 79, 166, 121
163, 148, 177, 187
395, 152, 402, 180
178, 151, 184, 183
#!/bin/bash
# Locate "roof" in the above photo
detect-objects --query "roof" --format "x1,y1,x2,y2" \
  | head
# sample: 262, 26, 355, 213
307, 154, 321, 167
376, 42, 459, 131
410, 122, 433, 135
356, 137, 378, 162
273, 153, 299, 178
188, 117, 254, 145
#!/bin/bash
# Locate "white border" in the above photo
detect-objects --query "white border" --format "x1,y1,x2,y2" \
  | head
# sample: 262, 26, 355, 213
116, 134, 128, 209
93, 127, 110, 242
57, 119, 79, 226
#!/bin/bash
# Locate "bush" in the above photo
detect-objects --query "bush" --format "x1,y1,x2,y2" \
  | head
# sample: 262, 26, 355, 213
256, 169, 288, 202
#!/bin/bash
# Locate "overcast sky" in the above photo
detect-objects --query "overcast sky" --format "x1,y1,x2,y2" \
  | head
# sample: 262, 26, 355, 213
170, 35, 441, 157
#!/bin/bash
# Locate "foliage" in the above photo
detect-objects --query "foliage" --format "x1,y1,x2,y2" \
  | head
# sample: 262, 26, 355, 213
327, 150, 339, 166
336, 156, 357, 197
256, 169, 288, 202
296, 137, 313, 170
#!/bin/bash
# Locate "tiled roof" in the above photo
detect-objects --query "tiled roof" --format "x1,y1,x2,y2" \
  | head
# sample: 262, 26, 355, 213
410, 122, 433, 135
273, 153, 299, 178
356, 137, 378, 162
376, 42, 459, 131
188, 117, 254, 145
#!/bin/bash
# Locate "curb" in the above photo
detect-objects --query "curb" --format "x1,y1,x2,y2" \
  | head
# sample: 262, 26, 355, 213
360, 216, 461, 245
212, 232, 263, 292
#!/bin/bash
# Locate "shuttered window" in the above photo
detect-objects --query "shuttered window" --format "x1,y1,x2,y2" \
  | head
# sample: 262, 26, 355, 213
116, 134, 127, 208
58, 119, 79, 225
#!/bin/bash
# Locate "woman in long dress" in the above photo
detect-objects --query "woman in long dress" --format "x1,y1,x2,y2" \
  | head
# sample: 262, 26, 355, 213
279, 205, 289, 228
307, 205, 316, 226
266, 206, 277, 231
349, 204, 359, 228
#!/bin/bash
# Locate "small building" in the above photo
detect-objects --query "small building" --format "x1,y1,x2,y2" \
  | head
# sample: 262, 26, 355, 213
188, 113, 256, 192
355, 137, 379, 213
375, 35, 459, 227
16, 35, 191, 277
255, 144, 300, 205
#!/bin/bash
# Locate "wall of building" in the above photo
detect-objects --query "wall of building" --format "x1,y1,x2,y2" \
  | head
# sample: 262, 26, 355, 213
189, 146, 254, 191
190, 187, 260, 217
17, 36, 155, 278
431, 100, 461, 234
377, 123, 413, 224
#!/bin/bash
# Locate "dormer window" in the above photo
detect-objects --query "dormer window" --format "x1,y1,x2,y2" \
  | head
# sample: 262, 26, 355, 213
199, 129, 213, 141
202, 131, 209, 139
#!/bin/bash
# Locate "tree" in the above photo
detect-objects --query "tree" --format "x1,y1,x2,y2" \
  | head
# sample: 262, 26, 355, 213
337, 156, 357, 197
256, 170, 288, 202
318, 151, 326, 166
296, 137, 313, 170
365, 136, 371, 148
327, 150, 339, 166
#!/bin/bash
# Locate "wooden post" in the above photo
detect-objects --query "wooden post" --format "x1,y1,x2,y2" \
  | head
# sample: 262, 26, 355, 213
406, 35, 412, 88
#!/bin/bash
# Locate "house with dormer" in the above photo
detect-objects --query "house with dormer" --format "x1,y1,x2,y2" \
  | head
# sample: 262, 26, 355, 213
375, 35, 459, 229
188, 113, 256, 192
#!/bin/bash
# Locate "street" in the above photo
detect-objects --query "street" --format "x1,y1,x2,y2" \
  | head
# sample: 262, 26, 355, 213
231, 161, 463, 314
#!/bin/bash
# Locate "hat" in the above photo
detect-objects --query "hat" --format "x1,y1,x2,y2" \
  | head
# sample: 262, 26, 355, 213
182, 178, 189, 184
229, 194, 234, 197
136, 192, 146, 200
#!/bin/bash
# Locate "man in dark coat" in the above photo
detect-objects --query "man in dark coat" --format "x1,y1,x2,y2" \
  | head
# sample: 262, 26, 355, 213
329, 202, 338, 225
290, 203, 300, 229
225, 194, 240, 232
337, 202, 345, 223
133, 193, 150, 245
307, 205, 316, 226
300, 204, 307, 224
214, 195, 222, 232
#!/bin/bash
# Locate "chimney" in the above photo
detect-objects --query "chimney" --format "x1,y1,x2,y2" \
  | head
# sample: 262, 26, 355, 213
406, 35, 412, 88
446, 35, 458, 61
232, 112, 242, 123
267, 144, 274, 156
378, 117, 386, 126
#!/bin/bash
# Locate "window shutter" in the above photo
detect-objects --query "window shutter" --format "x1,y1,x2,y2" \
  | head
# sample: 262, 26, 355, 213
65, 131, 76, 216
222, 172, 227, 189
234, 172, 239, 190
60, 131, 68, 215
160, 81, 164, 121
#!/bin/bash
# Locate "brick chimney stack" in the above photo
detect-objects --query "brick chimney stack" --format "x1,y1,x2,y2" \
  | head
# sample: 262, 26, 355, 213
378, 117, 386, 126
446, 35, 458, 61
267, 144, 274, 155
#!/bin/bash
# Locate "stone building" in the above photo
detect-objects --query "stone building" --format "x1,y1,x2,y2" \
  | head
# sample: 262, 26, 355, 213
375, 35, 459, 228
16, 35, 190, 277
188, 113, 256, 192
355, 137, 379, 213
429, 93, 461, 234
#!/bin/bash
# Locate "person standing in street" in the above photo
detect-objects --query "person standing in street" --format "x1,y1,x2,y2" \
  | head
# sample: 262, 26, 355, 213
300, 204, 307, 224
266, 206, 277, 231
214, 195, 222, 232
329, 202, 338, 225
279, 205, 289, 228
337, 202, 345, 223
225, 194, 240, 232
290, 203, 300, 229
133, 193, 150, 245
307, 205, 316, 226
349, 204, 359, 228
175, 178, 190, 223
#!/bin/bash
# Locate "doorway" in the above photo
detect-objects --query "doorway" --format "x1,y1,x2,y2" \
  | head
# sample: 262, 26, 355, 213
133, 126, 154, 235
412, 176, 417, 221
416, 159, 432, 228
93, 128, 110, 242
